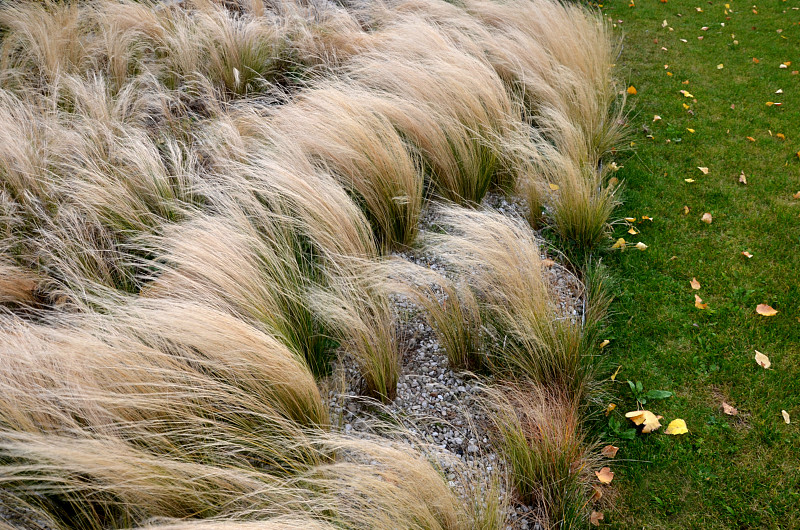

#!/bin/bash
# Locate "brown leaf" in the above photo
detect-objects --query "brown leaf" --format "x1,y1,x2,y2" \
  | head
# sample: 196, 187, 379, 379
755, 350, 771, 369
601, 445, 620, 458
793, 191, 800, 200
541, 259, 556, 267
591, 485, 603, 503
722, 402, 739, 416
590, 511, 605, 526
701, 213, 713, 224
683, 205, 690, 215
595, 467, 614, 484
756, 304, 778, 316
742, 251, 753, 258
690, 277, 701, 290
625, 409, 662, 433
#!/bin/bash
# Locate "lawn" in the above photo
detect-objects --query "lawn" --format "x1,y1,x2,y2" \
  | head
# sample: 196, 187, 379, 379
601, 0, 800, 527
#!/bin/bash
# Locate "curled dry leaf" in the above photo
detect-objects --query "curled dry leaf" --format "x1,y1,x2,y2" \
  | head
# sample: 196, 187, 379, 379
595, 467, 614, 484
591, 485, 603, 503
683, 205, 690, 215
627, 86, 638, 95
654, 115, 662, 122
701, 213, 713, 224
590, 511, 605, 526
665, 418, 689, 435
690, 277, 701, 290
635, 242, 648, 250
611, 365, 623, 381
695, 294, 708, 309
600, 339, 611, 348
746, 136, 756, 142
793, 191, 800, 200
782, 410, 791, 424
681, 90, 694, 98
698, 167, 710, 174
756, 304, 778, 316
612, 238, 626, 250
605, 403, 617, 416
601, 445, 620, 458
626, 409, 662, 433
739, 172, 747, 184
742, 251, 753, 258
549, 183, 560, 191
754, 350, 771, 369
628, 227, 639, 235
541, 258, 556, 267
722, 402, 739, 416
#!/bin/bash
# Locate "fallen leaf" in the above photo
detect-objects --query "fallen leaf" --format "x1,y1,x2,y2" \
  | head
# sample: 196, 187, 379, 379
683, 205, 690, 215
722, 402, 739, 416
625, 409, 662, 433
600, 339, 610, 348
695, 294, 708, 309
653, 115, 662, 122
739, 171, 747, 184
611, 238, 626, 250
605, 403, 617, 415
541, 259, 556, 267
610, 365, 622, 381
717, 63, 724, 69
777, 133, 786, 140
628, 227, 639, 235
627, 85, 638, 95
608, 176, 619, 187
601, 445, 620, 458
746, 136, 756, 142
635, 242, 648, 250
742, 251, 753, 258
782, 410, 791, 424
766, 102, 774, 106
687, 128, 696, 133
680, 90, 694, 98
754, 350, 771, 369
685, 178, 696, 183
698, 167, 709, 174
683, 103, 690, 110
690, 277, 701, 290
793, 191, 800, 199
590, 511, 604, 526
701, 26, 709, 31
753, 57, 760, 63
701, 212, 713, 223
756, 304, 778, 316
624, 217, 636, 222
595, 467, 614, 484
665, 418, 689, 435
662, 19, 668, 27
549, 183, 560, 191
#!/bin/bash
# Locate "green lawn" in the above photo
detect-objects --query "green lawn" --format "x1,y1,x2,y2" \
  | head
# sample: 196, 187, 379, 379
600, 0, 800, 527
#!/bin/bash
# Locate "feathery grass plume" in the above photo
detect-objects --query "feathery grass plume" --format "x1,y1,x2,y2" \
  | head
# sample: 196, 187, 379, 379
463, 0, 626, 162
426, 206, 593, 399
344, 17, 522, 205
482, 384, 598, 529
274, 83, 424, 250
310, 258, 399, 403
0, 261, 39, 306
383, 259, 484, 371
141, 519, 338, 530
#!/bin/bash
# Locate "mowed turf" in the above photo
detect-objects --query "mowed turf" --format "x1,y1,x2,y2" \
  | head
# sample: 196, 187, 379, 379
600, 0, 800, 527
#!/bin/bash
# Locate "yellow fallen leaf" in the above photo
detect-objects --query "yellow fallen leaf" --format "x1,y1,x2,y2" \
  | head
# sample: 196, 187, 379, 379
683, 205, 690, 215
746, 136, 756, 142
695, 294, 708, 309
683, 103, 690, 110
665, 418, 689, 435
753, 57, 761, 64
698, 167, 709, 174
590, 511, 604, 526
687, 128, 696, 133
722, 402, 739, 416
628, 227, 638, 235
756, 304, 778, 316
701, 212, 713, 223
595, 467, 614, 484
680, 90, 694, 98
755, 350, 771, 369
662, 19, 668, 27
717, 63, 724, 70
549, 183, 560, 191
766, 102, 774, 106
600, 339, 610, 348
642, 216, 653, 221
605, 403, 617, 415
783, 61, 792, 67
601, 445, 619, 458
690, 277, 701, 290
653, 115, 662, 122
624, 217, 636, 222
793, 191, 800, 199
635, 242, 648, 250
610, 365, 622, 381
685, 179, 695, 183
625, 409, 662, 433
742, 251, 753, 258
627, 85, 638, 95
611, 238, 626, 250
776, 133, 785, 140
739, 172, 747, 185
782, 410, 791, 424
